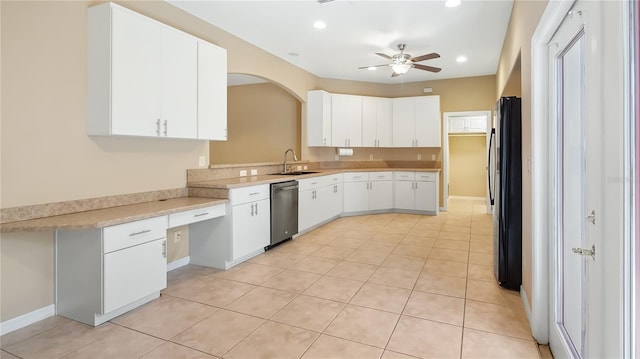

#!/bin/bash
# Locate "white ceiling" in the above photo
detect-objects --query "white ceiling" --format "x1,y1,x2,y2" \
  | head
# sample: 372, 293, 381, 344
168, 0, 514, 84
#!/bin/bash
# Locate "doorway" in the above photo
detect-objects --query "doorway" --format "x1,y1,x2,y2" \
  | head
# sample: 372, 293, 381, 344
443, 111, 491, 213
531, 0, 631, 357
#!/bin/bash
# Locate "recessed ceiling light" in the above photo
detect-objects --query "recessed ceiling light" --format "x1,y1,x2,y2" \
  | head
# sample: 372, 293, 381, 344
456, 56, 467, 63
313, 20, 326, 29
445, 0, 461, 7
367, 66, 377, 71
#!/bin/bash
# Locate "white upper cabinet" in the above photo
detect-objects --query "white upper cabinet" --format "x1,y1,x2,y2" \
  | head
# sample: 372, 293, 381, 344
160, 27, 198, 139
448, 115, 487, 134
197, 41, 228, 140
331, 94, 362, 147
306, 90, 332, 146
392, 96, 441, 147
362, 97, 392, 147
87, 3, 227, 140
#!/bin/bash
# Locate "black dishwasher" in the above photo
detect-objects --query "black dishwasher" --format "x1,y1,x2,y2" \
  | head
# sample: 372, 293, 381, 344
269, 180, 299, 249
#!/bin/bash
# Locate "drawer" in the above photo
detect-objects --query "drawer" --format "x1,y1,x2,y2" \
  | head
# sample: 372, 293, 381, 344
394, 172, 415, 181
369, 172, 393, 181
326, 174, 343, 184
299, 177, 327, 192
103, 215, 168, 253
230, 184, 270, 206
416, 172, 438, 182
343, 172, 368, 182
168, 204, 226, 228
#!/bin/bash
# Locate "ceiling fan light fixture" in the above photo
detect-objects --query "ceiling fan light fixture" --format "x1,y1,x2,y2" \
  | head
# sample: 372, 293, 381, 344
367, 66, 377, 71
456, 56, 468, 63
445, 0, 461, 7
392, 63, 412, 74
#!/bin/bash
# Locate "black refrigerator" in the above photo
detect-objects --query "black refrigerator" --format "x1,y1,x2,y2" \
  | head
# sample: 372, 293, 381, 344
489, 96, 522, 291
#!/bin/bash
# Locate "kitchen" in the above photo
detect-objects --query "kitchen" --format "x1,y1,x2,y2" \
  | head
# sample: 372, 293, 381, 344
0, 1, 636, 358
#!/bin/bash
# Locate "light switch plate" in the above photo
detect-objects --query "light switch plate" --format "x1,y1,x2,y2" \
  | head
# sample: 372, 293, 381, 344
198, 156, 205, 167
431, 154, 436, 160
417, 154, 422, 160
240, 170, 247, 177
250, 169, 258, 176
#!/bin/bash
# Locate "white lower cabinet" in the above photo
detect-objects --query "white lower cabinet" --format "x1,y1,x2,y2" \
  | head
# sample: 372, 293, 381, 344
394, 172, 439, 213
190, 184, 269, 269
231, 198, 270, 259
298, 174, 343, 232
56, 216, 169, 326
343, 172, 393, 213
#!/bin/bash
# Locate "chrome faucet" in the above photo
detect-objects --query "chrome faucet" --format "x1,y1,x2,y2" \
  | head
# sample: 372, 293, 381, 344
283, 148, 298, 173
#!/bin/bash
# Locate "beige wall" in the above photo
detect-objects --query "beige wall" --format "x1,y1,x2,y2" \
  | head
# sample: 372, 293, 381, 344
0, 0, 319, 323
211, 83, 301, 164
449, 135, 487, 197
495, 0, 548, 307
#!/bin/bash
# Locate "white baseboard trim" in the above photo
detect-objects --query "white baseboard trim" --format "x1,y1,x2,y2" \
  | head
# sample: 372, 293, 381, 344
521, 285, 535, 337
0, 304, 55, 336
167, 256, 190, 272
448, 195, 485, 200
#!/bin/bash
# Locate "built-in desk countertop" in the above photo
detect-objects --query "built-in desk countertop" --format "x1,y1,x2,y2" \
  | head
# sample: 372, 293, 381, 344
0, 197, 228, 233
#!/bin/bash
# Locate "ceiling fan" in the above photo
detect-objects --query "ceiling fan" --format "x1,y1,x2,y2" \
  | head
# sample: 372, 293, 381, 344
359, 43, 441, 77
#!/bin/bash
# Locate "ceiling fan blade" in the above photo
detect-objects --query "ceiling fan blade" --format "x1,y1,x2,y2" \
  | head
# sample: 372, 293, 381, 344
358, 64, 390, 69
411, 53, 440, 63
375, 52, 392, 60
391, 71, 401, 78
414, 63, 442, 73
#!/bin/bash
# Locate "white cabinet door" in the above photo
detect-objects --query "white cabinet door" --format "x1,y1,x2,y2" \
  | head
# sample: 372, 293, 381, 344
415, 96, 441, 147
363, 97, 392, 147
346, 95, 363, 147
110, 6, 161, 137
298, 189, 316, 232
394, 181, 415, 210
232, 199, 270, 260
307, 90, 331, 146
332, 94, 362, 147
449, 117, 467, 133
467, 117, 487, 133
343, 182, 368, 212
362, 97, 378, 147
316, 185, 334, 224
197, 41, 227, 140
377, 98, 393, 147
369, 181, 393, 210
161, 27, 197, 139
392, 98, 415, 147
415, 181, 437, 211
103, 238, 167, 313
330, 183, 344, 218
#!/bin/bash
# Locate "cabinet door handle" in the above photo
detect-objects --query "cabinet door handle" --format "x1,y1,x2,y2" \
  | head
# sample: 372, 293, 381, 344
162, 240, 167, 258
156, 119, 161, 136
194, 212, 209, 218
323, 138, 326, 146
255, 203, 258, 215
129, 229, 151, 237
250, 203, 255, 216
345, 139, 347, 146
163, 120, 168, 136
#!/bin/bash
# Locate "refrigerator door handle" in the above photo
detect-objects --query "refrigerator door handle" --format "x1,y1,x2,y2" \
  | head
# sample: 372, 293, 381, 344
488, 128, 496, 205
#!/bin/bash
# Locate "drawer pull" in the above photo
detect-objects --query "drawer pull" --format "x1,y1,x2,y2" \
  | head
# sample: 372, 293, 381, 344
311, 182, 318, 185
129, 229, 151, 237
162, 240, 167, 258
378, 176, 385, 178
194, 212, 209, 218
249, 192, 260, 196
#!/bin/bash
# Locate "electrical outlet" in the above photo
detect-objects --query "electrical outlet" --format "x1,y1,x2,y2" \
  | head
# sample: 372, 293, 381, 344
198, 156, 206, 167
417, 154, 422, 160
431, 154, 436, 160
296, 165, 302, 171
250, 169, 258, 176
303, 165, 308, 170
174, 231, 182, 244
335, 155, 339, 160
369, 154, 373, 160
240, 170, 247, 177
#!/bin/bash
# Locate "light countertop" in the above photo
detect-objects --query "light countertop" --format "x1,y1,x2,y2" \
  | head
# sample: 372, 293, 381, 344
188, 168, 441, 189
1, 197, 228, 233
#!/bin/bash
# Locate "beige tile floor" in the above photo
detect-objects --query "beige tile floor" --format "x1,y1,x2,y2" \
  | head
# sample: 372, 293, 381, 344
0, 198, 552, 359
